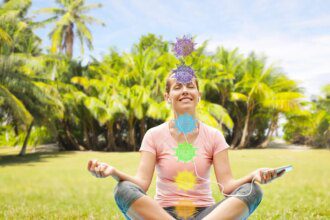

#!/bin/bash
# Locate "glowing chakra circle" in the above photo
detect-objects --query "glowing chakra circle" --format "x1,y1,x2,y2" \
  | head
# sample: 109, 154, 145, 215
174, 170, 196, 191
172, 35, 196, 57
172, 65, 195, 84
175, 199, 196, 220
174, 113, 197, 135
173, 142, 197, 163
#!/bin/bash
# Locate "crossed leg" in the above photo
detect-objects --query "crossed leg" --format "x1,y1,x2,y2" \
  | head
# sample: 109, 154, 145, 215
114, 181, 262, 220
202, 197, 249, 220
127, 195, 174, 219
127, 196, 249, 220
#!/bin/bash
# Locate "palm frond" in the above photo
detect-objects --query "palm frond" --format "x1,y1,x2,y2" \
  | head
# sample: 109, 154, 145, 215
33, 8, 66, 15
79, 15, 105, 26
0, 85, 33, 127
79, 3, 103, 12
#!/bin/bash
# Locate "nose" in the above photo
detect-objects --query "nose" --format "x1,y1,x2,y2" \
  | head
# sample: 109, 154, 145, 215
182, 85, 188, 93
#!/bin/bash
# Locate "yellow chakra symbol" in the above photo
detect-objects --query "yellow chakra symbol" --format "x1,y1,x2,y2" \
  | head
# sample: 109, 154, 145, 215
175, 199, 196, 220
174, 170, 196, 191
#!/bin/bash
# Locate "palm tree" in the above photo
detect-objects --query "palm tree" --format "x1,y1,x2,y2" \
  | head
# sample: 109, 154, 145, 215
234, 53, 278, 148
257, 74, 303, 148
0, 0, 41, 55
71, 73, 127, 151
36, 0, 104, 58
0, 0, 64, 154
0, 27, 12, 47
189, 44, 235, 133
283, 84, 330, 148
0, 54, 64, 155
117, 35, 175, 150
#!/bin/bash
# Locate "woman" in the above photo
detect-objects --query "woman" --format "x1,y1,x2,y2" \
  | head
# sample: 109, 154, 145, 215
87, 73, 281, 220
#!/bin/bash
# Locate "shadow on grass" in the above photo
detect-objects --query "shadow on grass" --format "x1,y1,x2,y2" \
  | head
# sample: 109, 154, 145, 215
0, 151, 76, 167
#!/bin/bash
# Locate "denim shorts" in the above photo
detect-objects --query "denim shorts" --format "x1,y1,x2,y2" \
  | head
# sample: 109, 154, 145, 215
114, 181, 263, 220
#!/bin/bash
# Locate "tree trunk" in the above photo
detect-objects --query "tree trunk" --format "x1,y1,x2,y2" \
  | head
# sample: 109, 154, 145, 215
237, 105, 251, 149
128, 116, 136, 151
64, 23, 74, 58
246, 119, 255, 147
90, 120, 98, 149
83, 121, 91, 149
140, 118, 146, 142
63, 120, 85, 151
18, 120, 34, 156
230, 123, 241, 148
220, 87, 229, 107
258, 113, 279, 148
105, 120, 116, 151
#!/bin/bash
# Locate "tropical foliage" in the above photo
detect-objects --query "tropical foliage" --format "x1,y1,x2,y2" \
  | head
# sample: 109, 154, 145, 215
283, 84, 330, 148
1, 0, 328, 155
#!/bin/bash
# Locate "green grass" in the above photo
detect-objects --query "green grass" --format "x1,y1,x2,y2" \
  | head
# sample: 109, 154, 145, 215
0, 147, 329, 219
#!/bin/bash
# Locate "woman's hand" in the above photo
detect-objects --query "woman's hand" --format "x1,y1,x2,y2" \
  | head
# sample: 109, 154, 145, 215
87, 159, 116, 178
251, 168, 285, 184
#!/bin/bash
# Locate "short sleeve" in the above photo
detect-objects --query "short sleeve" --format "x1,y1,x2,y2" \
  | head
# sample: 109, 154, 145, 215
139, 129, 156, 155
213, 129, 230, 156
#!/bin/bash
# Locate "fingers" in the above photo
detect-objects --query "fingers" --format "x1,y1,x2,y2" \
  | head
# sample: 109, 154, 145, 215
261, 170, 267, 184
87, 160, 92, 171
261, 169, 277, 184
88, 159, 98, 171
94, 163, 101, 177
98, 163, 108, 178
88, 159, 100, 177
88, 159, 109, 178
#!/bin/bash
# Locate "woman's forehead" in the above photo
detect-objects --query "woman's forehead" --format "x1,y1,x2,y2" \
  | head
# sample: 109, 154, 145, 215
169, 76, 196, 86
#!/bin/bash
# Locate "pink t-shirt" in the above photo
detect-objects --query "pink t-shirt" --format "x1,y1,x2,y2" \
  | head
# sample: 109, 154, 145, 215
139, 121, 230, 207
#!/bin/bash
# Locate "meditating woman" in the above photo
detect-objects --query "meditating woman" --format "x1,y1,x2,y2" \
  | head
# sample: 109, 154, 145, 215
88, 36, 282, 219
87, 72, 283, 219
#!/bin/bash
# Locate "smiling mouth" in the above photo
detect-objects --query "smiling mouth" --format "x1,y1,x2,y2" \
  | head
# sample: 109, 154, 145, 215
179, 97, 193, 101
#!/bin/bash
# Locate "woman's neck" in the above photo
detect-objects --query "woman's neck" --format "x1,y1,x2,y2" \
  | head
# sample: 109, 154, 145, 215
173, 109, 196, 118
168, 117, 200, 135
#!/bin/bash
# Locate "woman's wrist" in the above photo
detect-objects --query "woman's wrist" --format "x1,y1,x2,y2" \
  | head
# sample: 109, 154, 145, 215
249, 171, 257, 182
110, 168, 120, 181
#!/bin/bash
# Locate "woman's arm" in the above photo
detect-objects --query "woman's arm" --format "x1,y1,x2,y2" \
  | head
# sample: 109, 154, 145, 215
88, 151, 156, 192
213, 149, 251, 194
213, 149, 277, 195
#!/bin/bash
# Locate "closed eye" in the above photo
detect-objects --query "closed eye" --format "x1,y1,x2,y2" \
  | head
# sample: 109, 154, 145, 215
173, 84, 182, 89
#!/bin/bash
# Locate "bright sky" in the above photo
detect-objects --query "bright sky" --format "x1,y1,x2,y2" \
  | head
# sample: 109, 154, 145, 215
30, 0, 330, 97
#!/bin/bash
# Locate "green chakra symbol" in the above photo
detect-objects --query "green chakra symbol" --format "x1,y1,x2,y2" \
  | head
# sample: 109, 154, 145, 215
174, 142, 197, 163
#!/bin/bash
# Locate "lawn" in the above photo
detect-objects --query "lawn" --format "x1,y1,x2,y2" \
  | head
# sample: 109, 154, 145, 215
0, 147, 329, 219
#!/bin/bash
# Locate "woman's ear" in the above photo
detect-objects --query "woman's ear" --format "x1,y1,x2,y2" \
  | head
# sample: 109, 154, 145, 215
198, 92, 202, 102
164, 93, 170, 104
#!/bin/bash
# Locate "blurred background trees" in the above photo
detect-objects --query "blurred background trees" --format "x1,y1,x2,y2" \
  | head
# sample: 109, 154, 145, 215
1, 0, 329, 155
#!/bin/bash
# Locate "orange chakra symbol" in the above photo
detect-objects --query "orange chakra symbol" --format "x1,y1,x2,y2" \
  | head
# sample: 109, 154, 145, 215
175, 199, 196, 220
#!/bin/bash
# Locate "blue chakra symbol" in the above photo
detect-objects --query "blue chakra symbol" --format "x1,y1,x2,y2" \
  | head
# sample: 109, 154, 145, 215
174, 113, 197, 134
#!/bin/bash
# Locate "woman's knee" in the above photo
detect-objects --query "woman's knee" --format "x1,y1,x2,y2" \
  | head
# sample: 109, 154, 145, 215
233, 182, 263, 214
113, 181, 146, 214
253, 182, 263, 201
114, 181, 135, 198
246, 182, 263, 212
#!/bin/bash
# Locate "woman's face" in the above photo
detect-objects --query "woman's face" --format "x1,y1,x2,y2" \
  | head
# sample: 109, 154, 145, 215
165, 77, 201, 115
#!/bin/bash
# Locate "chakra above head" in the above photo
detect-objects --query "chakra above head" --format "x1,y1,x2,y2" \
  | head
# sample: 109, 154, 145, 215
172, 35, 196, 57
172, 65, 196, 84
174, 170, 196, 191
173, 142, 197, 163
174, 113, 197, 135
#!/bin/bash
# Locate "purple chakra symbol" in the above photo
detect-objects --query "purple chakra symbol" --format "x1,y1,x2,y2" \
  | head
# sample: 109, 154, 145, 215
172, 35, 196, 57
172, 65, 195, 84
